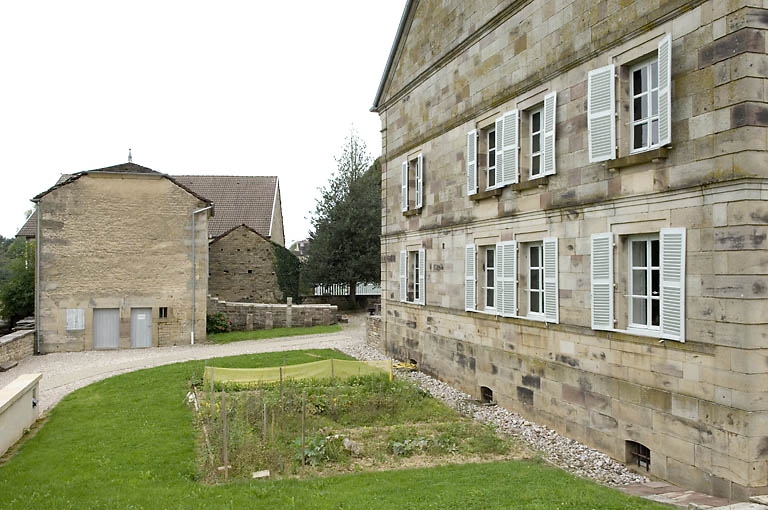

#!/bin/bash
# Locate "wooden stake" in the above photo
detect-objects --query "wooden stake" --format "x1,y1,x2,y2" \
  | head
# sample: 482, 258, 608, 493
222, 390, 229, 481
301, 390, 306, 467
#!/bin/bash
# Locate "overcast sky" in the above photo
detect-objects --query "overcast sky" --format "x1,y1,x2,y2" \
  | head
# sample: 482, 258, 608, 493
0, 1, 404, 246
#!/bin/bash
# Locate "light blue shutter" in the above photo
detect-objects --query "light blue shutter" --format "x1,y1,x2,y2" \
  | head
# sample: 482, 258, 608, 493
590, 233, 614, 330
501, 110, 519, 185
496, 241, 517, 317
660, 228, 686, 341
417, 248, 426, 305
415, 154, 423, 209
466, 130, 477, 195
399, 250, 407, 302
465, 244, 476, 311
658, 34, 672, 146
543, 237, 559, 323
588, 64, 616, 162
401, 161, 408, 212
543, 91, 557, 176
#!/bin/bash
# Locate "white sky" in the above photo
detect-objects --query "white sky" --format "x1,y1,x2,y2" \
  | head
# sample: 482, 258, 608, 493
0, 1, 405, 246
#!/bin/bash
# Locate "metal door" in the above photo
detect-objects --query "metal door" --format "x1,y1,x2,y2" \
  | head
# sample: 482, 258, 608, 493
93, 308, 120, 350
130, 308, 153, 348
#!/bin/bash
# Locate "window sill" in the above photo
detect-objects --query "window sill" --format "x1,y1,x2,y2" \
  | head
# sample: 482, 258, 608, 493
511, 176, 549, 192
469, 188, 503, 202
403, 208, 422, 217
606, 146, 670, 171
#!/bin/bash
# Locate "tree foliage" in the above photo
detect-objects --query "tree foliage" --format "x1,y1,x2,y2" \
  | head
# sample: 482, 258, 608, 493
303, 131, 380, 294
0, 238, 35, 325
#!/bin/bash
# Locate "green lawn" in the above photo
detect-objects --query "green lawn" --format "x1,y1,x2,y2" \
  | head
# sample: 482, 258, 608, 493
208, 324, 342, 343
0, 350, 667, 509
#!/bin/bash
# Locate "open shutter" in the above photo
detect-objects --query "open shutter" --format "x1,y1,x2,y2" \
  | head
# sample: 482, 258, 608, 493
415, 153, 423, 209
401, 161, 408, 212
590, 233, 614, 330
660, 228, 686, 341
496, 241, 517, 317
543, 237, 559, 323
542, 91, 557, 176
417, 248, 426, 305
466, 130, 477, 195
465, 244, 476, 311
658, 34, 672, 146
500, 110, 519, 185
399, 250, 407, 302
494, 117, 504, 187
587, 64, 616, 163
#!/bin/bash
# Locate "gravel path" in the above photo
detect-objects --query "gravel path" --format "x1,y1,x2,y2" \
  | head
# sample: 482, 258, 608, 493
0, 314, 646, 487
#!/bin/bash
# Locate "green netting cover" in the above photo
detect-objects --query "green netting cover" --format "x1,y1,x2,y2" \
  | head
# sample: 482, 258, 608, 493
204, 359, 392, 385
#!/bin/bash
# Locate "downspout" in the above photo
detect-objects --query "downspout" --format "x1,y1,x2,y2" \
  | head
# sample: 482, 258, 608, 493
190, 205, 213, 345
34, 200, 40, 355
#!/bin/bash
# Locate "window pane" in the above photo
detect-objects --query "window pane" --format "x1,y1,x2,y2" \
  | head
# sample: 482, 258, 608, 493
487, 289, 494, 308
633, 269, 647, 295
651, 240, 659, 266
486, 268, 494, 287
530, 246, 540, 266
632, 67, 646, 94
489, 148, 496, 168
489, 168, 496, 186
632, 297, 647, 325
532, 133, 540, 153
633, 124, 647, 149
632, 241, 647, 266
651, 269, 660, 295
651, 61, 658, 88
532, 111, 540, 132
487, 249, 494, 268
531, 269, 540, 289
651, 90, 658, 115
531, 155, 540, 175
651, 119, 659, 145
651, 299, 660, 326
488, 130, 496, 150
531, 291, 541, 313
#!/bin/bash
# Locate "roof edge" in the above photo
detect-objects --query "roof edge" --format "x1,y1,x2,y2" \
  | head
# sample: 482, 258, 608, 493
371, 0, 415, 112
210, 223, 269, 243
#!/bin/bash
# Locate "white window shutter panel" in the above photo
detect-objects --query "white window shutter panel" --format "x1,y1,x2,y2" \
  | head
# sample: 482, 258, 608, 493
590, 233, 614, 330
466, 130, 477, 195
494, 117, 504, 185
401, 161, 408, 212
501, 110, 519, 184
660, 228, 686, 341
543, 237, 559, 324
418, 248, 426, 305
499, 241, 517, 317
543, 91, 557, 176
415, 153, 423, 209
495, 243, 505, 314
658, 34, 672, 146
587, 64, 616, 163
399, 250, 407, 302
465, 244, 476, 311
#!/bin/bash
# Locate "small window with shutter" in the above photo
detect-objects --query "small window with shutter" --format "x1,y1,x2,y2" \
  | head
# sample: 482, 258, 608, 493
401, 154, 423, 213
400, 248, 426, 305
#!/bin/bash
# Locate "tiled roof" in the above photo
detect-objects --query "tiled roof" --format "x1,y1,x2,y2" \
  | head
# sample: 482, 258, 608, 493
173, 175, 278, 238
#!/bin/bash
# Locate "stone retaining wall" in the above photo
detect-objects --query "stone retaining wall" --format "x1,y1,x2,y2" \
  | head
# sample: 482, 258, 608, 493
0, 330, 35, 365
366, 315, 381, 350
208, 297, 337, 331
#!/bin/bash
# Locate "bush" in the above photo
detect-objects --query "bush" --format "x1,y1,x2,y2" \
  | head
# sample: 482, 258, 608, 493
206, 312, 231, 334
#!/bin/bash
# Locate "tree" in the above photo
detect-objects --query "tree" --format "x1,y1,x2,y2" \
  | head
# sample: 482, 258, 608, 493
0, 238, 35, 326
303, 131, 380, 299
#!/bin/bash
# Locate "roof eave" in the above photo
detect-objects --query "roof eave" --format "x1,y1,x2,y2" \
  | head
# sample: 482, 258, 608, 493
371, 0, 415, 113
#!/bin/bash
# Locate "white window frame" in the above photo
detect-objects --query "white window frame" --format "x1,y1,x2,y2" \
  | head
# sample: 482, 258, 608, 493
487, 128, 497, 189
529, 108, 543, 179
629, 59, 660, 153
400, 249, 426, 305
628, 234, 661, 331
527, 243, 545, 317
401, 154, 423, 212
483, 246, 496, 311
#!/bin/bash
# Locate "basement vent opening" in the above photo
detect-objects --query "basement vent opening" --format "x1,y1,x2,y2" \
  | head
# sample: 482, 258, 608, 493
480, 386, 494, 404
159, 307, 168, 319
248, 269, 253, 274
626, 441, 650, 471
408, 358, 418, 367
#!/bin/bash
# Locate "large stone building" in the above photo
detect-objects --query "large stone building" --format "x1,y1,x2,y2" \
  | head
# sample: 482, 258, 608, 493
373, 0, 768, 499
33, 163, 212, 352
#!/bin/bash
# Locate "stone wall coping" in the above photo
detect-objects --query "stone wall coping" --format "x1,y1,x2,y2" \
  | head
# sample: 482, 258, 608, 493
0, 373, 42, 415
212, 300, 337, 309
0, 330, 34, 346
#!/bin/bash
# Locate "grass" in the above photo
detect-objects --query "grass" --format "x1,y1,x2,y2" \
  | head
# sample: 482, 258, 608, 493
0, 350, 668, 509
208, 324, 342, 343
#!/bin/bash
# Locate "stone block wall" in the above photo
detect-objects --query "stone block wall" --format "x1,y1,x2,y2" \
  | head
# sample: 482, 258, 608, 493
366, 315, 381, 350
208, 297, 337, 331
0, 331, 34, 365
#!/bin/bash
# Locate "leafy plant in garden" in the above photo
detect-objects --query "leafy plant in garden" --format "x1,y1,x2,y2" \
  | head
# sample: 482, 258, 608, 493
206, 312, 231, 333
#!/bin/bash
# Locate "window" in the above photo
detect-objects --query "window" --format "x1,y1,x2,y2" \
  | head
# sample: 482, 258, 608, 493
529, 109, 543, 178
631, 59, 660, 152
400, 249, 425, 305
629, 236, 660, 329
487, 129, 497, 188
66, 309, 85, 331
588, 34, 671, 162
528, 243, 544, 315
465, 238, 558, 323
590, 228, 685, 341
159, 307, 168, 319
401, 154, 423, 212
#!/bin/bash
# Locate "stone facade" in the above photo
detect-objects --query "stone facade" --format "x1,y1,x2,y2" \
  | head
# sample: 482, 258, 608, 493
0, 331, 34, 365
374, 0, 768, 499
208, 225, 284, 303
208, 297, 337, 330
35, 166, 211, 352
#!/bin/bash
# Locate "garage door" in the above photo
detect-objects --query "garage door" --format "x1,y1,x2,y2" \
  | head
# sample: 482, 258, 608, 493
130, 308, 153, 348
93, 308, 120, 350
